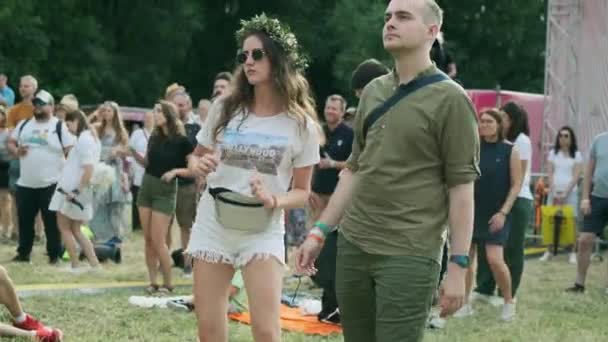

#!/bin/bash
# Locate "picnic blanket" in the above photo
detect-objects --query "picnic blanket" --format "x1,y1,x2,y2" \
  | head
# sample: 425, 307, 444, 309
228, 304, 342, 336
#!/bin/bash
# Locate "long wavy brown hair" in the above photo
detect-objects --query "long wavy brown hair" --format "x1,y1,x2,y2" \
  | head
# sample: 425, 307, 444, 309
213, 31, 319, 142
96, 101, 129, 146
151, 100, 185, 140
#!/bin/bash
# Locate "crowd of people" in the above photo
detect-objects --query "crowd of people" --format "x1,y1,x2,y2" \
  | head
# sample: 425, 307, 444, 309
0, 0, 606, 341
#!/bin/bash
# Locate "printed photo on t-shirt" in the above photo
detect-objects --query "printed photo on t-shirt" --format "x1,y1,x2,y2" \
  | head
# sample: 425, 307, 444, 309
22, 128, 51, 147
220, 128, 288, 175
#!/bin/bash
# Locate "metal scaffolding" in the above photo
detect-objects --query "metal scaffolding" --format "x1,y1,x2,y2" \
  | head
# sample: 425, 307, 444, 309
542, 0, 608, 171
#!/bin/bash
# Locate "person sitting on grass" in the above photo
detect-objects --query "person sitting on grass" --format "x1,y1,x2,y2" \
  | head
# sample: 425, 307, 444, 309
167, 270, 247, 314
0, 265, 63, 341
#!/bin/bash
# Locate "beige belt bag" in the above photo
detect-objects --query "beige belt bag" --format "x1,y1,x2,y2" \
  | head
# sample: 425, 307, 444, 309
209, 187, 273, 232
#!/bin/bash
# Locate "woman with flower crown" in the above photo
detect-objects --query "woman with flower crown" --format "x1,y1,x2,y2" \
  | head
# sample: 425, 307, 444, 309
186, 14, 321, 342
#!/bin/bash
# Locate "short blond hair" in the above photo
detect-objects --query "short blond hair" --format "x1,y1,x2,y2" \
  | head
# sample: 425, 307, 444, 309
20, 75, 38, 91
422, 0, 443, 27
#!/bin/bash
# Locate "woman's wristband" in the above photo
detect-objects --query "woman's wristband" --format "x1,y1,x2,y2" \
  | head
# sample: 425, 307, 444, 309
312, 221, 334, 237
308, 227, 325, 243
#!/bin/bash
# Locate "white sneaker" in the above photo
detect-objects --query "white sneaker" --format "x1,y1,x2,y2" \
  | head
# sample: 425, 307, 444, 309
471, 292, 503, 307
539, 251, 552, 262
90, 265, 103, 272
569, 252, 577, 265
427, 312, 446, 329
62, 265, 90, 274
453, 304, 474, 318
501, 303, 516, 321
489, 296, 505, 307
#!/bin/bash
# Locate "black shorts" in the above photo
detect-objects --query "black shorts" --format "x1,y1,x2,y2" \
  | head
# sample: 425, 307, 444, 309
582, 195, 608, 237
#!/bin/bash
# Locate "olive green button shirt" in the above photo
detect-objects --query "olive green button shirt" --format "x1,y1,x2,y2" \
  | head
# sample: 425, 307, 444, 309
342, 65, 480, 263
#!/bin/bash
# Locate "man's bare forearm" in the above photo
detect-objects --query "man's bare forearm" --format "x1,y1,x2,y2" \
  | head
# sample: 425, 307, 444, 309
448, 182, 475, 255
581, 159, 595, 200
318, 169, 357, 227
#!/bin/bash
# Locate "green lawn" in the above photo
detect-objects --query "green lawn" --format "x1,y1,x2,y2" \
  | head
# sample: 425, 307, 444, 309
1, 232, 607, 341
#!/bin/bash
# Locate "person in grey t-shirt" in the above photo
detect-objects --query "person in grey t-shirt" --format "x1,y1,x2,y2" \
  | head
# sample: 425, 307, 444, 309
566, 132, 608, 293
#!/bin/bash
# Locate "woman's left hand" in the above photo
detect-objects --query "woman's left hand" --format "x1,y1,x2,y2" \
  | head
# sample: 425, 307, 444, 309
161, 170, 177, 183
65, 192, 76, 201
489, 213, 505, 232
249, 174, 275, 209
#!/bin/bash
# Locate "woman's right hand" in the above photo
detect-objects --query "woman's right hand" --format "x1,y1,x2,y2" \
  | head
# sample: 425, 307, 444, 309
189, 153, 219, 179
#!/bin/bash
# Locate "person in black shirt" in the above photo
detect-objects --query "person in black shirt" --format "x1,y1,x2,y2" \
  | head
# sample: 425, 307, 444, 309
430, 33, 457, 78
137, 100, 192, 295
171, 91, 199, 277
309, 94, 354, 324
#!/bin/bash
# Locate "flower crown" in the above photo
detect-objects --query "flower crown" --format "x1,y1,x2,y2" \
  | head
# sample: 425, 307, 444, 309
236, 13, 309, 70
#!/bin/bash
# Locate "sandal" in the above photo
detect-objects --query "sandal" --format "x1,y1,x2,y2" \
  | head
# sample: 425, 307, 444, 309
145, 284, 159, 295
157, 286, 174, 297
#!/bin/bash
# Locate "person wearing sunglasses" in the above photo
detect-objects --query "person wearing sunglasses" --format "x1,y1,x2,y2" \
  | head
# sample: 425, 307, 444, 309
186, 14, 320, 342
540, 126, 582, 263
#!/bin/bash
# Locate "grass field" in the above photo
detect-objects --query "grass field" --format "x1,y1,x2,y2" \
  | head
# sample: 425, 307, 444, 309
1, 231, 607, 341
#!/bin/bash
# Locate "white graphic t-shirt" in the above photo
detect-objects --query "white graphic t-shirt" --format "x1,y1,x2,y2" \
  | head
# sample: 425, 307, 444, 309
12, 117, 76, 188
196, 104, 320, 232
57, 130, 101, 192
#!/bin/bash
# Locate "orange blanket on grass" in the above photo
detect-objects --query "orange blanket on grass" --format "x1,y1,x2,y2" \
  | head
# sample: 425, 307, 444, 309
228, 304, 342, 336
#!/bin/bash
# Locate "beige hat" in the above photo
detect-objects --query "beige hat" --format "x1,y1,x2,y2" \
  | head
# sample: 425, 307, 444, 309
58, 94, 79, 112
33, 90, 54, 106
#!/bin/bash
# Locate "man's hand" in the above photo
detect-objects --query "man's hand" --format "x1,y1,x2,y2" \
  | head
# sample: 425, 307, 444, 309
17, 145, 29, 158
439, 264, 467, 317
294, 237, 324, 276
581, 198, 591, 216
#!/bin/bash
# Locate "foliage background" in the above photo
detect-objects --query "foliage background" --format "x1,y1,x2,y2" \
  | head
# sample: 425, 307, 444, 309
0, 0, 548, 109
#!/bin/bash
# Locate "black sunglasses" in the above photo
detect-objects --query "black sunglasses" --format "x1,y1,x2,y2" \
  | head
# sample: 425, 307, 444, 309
236, 48, 265, 64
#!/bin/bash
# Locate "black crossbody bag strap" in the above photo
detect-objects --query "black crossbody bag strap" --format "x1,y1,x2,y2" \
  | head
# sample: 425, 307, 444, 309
362, 73, 449, 140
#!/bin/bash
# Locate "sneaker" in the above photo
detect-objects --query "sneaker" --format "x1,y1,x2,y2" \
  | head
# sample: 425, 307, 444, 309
501, 303, 516, 321
471, 292, 503, 307
569, 252, 577, 265
36, 327, 63, 342
90, 265, 103, 272
453, 304, 474, 318
182, 265, 193, 279
167, 299, 194, 312
63, 265, 90, 274
14, 314, 44, 331
319, 308, 340, 325
427, 311, 446, 329
539, 251, 552, 262
11, 254, 31, 263
565, 283, 585, 293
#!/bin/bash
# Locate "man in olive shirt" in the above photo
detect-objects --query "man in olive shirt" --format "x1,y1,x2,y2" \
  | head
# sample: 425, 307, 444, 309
296, 1, 479, 341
